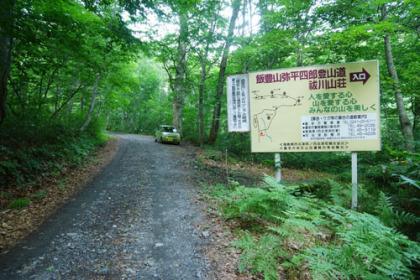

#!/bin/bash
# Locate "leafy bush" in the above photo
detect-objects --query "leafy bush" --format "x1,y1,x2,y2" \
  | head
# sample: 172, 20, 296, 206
281, 152, 350, 173
374, 191, 419, 231
301, 171, 419, 240
0, 115, 106, 191
213, 177, 420, 279
359, 149, 420, 240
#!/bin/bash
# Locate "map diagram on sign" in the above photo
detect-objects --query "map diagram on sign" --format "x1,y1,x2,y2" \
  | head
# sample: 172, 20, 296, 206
248, 60, 380, 153
252, 89, 303, 142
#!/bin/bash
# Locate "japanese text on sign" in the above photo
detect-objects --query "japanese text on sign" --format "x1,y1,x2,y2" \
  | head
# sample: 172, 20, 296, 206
227, 74, 250, 132
256, 67, 347, 91
308, 91, 377, 114
301, 113, 378, 141
279, 141, 350, 152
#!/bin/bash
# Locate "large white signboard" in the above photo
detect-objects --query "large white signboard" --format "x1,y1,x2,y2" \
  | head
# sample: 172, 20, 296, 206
249, 60, 380, 153
227, 74, 250, 132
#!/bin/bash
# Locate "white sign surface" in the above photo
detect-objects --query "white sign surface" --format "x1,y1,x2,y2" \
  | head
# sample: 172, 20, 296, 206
227, 74, 250, 132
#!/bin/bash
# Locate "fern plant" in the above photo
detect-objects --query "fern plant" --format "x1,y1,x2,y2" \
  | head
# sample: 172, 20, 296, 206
215, 176, 420, 279
374, 191, 419, 228
223, 176, 310, 223
328, 179, 351, 208
235, 231, 288, 280
303, 206, 420, 280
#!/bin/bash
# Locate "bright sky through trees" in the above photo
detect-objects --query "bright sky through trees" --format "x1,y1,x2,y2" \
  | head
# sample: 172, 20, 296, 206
123, 2, 260, 41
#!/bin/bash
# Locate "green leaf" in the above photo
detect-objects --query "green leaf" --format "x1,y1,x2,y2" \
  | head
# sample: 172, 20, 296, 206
397, 175, 420, 190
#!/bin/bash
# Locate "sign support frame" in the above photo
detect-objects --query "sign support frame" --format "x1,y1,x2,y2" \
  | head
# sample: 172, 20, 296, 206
351, 152, 358, 210
275, 153, 281, 182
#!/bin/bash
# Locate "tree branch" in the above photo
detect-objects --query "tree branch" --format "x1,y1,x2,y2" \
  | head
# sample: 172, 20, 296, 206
50, 81, 85, 119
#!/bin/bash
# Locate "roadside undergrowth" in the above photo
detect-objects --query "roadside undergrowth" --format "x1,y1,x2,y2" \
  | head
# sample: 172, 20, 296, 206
195, 150, 419, 279
205, 177, 419, 280
0, 119, 119, 254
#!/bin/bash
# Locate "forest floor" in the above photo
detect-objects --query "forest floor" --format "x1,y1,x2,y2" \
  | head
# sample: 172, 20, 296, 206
0, 133, 329, 279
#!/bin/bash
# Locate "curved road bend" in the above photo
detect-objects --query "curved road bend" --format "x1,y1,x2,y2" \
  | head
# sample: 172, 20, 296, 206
0, 133, 210, 280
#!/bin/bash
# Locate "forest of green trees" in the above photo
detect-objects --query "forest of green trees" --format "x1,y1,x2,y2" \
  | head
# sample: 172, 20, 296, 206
1, 0, 418, 146
0, 0, 419, 278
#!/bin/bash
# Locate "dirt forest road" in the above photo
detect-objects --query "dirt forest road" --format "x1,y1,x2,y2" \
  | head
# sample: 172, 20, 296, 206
0, 133, 212, 280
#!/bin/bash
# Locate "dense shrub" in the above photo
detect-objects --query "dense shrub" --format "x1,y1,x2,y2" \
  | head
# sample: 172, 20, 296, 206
0, 115, 107, 190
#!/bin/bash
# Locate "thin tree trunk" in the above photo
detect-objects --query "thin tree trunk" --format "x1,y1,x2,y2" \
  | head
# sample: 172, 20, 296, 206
106, 111, 110, 129
121, 109, 125, 129
43, 68, 58, 99
198, 56, 207, 147
248, 0, 253, 36
130, 99, 136, 132
80, 94, 84, 112
54, 69, 59, 112
80, 35, 109, 132
381, 5, 415, 152
0, 0, 15, 125
414, 95, 419, 138
198, 71, 206, 146
80, 71, 103, 131
67, 97, 73, 115
208, 0, 241, 144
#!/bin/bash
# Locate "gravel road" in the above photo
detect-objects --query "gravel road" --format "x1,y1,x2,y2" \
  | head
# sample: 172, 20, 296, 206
0, 133, 211, 280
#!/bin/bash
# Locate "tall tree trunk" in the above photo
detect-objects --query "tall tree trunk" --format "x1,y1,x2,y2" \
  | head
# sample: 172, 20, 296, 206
106, 111, 110, 129
80, 34, 109, 132
198, 23, 216, 147
198, 55, 207, 146
198, 60, 206, 147
172, 93, 184, 136
381, 5, 415, 152
208, 0, 241, 144
120, 109, 125, 129
0, 0, 15, 125
67, 97, 73, 115
130, 99, 137, 132
414, 95, 419, 139
172, 10, 189, 138
80, 71, 103, 132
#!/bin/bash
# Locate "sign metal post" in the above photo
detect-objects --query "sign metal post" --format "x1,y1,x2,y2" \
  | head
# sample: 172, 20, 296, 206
352, 152, 358, 210
275, 153, 281, 182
